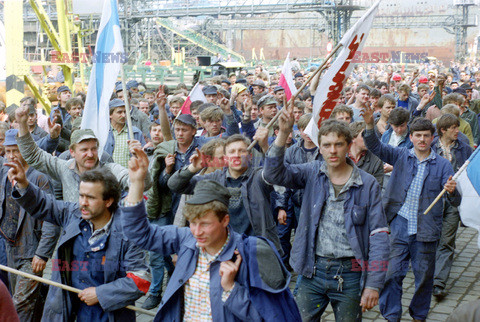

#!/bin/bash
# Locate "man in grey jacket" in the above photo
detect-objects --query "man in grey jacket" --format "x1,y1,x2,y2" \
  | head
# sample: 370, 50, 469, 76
14, 105, 152, 202
7, 162, 151, 321
116, 84, 152, 137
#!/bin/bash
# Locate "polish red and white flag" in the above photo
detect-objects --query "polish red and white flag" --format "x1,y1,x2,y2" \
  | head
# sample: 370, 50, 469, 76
179, 82, 207, 115
278, 53, 298, 101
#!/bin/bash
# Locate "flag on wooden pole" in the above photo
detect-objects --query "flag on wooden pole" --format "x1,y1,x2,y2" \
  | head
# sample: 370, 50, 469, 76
304, 1, 380, 146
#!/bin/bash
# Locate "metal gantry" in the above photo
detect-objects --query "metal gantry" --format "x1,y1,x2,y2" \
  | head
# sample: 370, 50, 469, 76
453, 0, 478, 61
11, 0, 366, 64
1, 0, 478, 93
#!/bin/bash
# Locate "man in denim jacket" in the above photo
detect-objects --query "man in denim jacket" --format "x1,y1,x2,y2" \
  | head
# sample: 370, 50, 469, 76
263, 102, 390, 321
363, 105, 458, 322
122, 148, 300, 321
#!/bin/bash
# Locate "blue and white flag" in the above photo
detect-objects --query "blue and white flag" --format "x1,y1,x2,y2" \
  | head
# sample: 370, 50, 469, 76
457, 147, 480, 248
82, 0, 125, 153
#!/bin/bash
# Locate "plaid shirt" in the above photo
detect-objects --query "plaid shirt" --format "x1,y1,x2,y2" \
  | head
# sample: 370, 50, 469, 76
398, 148, 436, 235
111, 125, 129, 168
183, 231, 231, 321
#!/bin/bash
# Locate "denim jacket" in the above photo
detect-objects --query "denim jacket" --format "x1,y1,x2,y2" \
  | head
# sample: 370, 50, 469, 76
431, 137, 473, 172
364, 128, 460, 242
263, 144, 390, 291
104, 125, 146, 157
121, 202, 300, 322
12, 183, 150, 322
0, 166, 59, 266
381, 128, 413, 149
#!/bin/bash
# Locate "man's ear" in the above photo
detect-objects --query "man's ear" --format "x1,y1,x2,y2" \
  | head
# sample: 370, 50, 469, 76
222, 214, 230, 228
104, 197, 114, 209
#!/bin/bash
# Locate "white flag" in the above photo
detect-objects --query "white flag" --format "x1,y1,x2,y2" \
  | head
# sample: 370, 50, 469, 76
81, 0, 125, 154
305, 1, 380, 146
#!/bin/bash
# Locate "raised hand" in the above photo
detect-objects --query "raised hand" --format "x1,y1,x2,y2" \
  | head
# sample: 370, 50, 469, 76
128, 139, 143, 155
15, 105, 29, 124
156, 85, 167, 109
421, 91, 436, 105
5, 159, 28, 189
187, 148, 206, 173
361, 102, 375, 128
253, 127, 269, 153
243, 96, 252, 115
127, 146, 149, 183
231, 86, 238, 100
47, 117, 62, 139
219, 97, 233, 115
278, 99, 294, 134
417, 91, 436, 111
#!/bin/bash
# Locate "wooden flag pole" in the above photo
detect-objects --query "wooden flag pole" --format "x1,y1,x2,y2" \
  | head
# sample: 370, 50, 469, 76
247, 42, 343, 151
423, 157, 470, 215
0, 264, 156, 317
120, 65, 135, 140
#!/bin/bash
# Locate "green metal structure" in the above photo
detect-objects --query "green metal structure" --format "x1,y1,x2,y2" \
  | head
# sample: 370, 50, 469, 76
155, 18, 246, 64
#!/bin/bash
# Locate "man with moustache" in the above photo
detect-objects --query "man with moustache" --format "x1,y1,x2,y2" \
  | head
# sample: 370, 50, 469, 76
105, 98, 146, 169
14, 105, 152, 203
6, 160, 151, 321
168, 134, 282, 255
363, 105, 458, 321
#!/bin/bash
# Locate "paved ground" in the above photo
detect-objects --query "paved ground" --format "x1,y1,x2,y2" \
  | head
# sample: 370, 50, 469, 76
42, 226, 480, 321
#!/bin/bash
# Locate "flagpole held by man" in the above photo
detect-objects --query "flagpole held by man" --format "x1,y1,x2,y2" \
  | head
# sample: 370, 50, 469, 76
304, 0, 380, 147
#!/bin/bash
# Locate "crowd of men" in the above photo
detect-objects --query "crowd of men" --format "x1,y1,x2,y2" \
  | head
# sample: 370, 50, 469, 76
0, 59, 479, 321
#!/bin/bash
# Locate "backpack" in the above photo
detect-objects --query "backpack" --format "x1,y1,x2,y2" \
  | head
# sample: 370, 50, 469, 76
236, 235, 301, 322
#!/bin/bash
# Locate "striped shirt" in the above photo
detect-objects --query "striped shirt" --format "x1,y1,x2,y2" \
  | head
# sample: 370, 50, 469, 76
398, 148, 435, 235
183, 232, 231, 321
